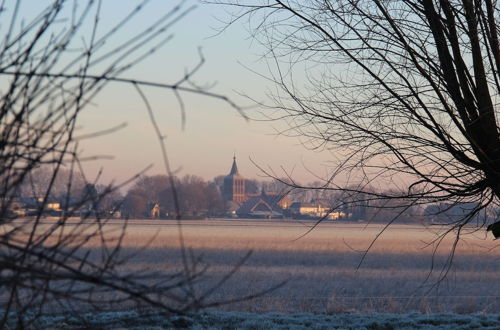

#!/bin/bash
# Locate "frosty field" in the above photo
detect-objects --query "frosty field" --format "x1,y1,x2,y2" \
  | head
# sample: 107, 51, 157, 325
26, 310, 500, 329
9, 218, 500, 317
65, 218, 500, 315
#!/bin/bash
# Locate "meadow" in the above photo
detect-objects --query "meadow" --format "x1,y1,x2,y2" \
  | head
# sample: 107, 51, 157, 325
9, 218, 500, 315
99, 219, 500, 314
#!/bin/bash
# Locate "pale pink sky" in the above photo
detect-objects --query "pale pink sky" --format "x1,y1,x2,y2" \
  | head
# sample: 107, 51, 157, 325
74, 1, 333, 185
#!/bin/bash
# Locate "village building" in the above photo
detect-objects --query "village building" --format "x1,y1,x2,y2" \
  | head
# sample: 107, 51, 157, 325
223, 156, 246, 205
237, 190, 288, 218
222, 156, 289, 218
289, 201, 345, 220
17, 197, 62, 216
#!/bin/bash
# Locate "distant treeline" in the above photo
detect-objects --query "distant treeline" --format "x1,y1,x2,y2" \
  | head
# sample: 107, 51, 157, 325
15, 167, 498, 222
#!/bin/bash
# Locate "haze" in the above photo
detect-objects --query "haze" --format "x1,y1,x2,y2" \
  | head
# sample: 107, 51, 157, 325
72, 1, 330, 185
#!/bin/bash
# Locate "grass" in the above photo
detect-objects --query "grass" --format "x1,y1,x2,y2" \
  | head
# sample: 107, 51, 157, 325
14, 310, 500, 329
12, 219, 500, 314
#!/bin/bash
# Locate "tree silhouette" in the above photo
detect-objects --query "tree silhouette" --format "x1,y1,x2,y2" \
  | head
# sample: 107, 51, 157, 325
0, 1, 266, 327
219, 0, 499, 250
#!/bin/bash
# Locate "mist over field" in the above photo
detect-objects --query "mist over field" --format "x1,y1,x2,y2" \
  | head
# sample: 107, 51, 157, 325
26, 219, 500, 315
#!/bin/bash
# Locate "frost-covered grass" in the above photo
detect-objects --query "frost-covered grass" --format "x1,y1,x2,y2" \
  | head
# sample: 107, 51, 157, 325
15, 310, 500, 329
106, 220, 500, 314
15, 219, 500, 314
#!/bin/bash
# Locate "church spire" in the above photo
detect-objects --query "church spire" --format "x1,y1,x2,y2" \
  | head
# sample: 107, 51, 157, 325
223, 155, 246, 205
229, 155, 239, 175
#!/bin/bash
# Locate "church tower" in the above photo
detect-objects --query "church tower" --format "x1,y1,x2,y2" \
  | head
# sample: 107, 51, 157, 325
223, 156, 246, 204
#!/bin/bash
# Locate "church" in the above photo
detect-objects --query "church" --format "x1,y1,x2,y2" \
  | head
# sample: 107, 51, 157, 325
222, 156, 289, 218
223, 156, 246, 205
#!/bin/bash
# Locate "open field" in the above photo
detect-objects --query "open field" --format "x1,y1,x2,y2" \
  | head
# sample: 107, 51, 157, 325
8, 218, 500, 314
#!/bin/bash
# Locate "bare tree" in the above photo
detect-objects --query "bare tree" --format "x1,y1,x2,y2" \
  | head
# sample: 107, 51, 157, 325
218, 1, 499, 238
122, 174, 225, 218
0, 1, 277, 327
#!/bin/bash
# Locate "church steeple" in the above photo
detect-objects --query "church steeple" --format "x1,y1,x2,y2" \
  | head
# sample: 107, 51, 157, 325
223, 155, 246, 205
229, 155, 239, 175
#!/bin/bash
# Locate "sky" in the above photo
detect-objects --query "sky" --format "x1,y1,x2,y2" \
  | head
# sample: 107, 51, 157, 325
69, 1, 334, 185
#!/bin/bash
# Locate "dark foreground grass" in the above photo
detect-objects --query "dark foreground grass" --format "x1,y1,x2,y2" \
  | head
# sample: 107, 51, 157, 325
8, 310, 500, 329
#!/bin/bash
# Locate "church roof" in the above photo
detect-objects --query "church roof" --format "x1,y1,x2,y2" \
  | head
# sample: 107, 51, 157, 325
225, 156, 243, 179
229, 156, 239, 175
237, 193, 284, 216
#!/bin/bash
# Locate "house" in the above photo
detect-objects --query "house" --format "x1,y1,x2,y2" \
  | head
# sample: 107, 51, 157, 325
20, 197, 62, 216
237, 190, 286, 219
289, 202, 345, 220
